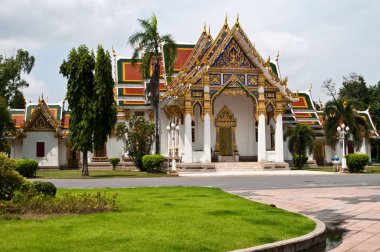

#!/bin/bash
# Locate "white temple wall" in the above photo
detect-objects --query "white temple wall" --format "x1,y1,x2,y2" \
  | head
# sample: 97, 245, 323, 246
160, 112, 169, 157
23, 131, 59, 167
324, 145, 333, 164
58, 139, 67, 167
193, 104, 204, 151
213, 94, 256, 156
11, 139, 23, 159
106, 136, 124, 160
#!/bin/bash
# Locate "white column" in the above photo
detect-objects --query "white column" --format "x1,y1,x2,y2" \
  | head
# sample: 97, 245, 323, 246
203, 113, 211, 163
184, 113, 193, 163
257, 113, 267, 162
275, 113, 284, 162
359, 137, 367, 154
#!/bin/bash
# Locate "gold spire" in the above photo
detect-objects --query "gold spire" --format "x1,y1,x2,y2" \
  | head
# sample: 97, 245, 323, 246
223, 13, 228, 30
208, 25, 211, 35
235, 13, 239, 26
203, 22, 207, 34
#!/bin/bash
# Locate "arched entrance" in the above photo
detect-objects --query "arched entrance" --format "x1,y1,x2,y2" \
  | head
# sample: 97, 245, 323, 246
214, 105, 238, 161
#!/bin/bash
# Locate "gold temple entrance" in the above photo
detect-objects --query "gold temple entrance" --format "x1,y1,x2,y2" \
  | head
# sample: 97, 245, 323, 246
214, 106, 238, 161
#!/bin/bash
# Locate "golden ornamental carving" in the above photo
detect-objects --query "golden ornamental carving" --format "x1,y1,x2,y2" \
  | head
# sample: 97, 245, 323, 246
215, 106, 236, 127
213, 38, 254, 68
164, 105, 183, 118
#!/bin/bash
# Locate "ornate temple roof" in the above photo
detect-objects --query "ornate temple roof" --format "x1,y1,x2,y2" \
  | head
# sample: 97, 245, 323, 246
10, 99, 68, 137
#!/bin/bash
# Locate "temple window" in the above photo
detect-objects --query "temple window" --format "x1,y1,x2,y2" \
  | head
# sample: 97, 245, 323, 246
191, 120, 195, 142
134, 111, 145, 117
255, 121, 258, 142
36, 142, 45, 157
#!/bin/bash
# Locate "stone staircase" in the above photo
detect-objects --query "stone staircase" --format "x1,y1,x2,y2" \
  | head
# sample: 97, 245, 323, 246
214, 162, 264, 171
177, 162, 290, 173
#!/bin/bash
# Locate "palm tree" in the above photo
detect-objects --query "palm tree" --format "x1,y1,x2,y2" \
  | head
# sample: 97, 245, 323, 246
128, 14, 177, 154
285, 125, 315, 168
323, 99, 368, 151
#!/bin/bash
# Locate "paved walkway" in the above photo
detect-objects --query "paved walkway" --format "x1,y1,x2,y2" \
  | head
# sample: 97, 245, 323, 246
228, 186, 380, 252
179, 170, 333, 177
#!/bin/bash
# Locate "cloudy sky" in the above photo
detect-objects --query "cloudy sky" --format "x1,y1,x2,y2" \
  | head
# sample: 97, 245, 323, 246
1, 0, 379, 103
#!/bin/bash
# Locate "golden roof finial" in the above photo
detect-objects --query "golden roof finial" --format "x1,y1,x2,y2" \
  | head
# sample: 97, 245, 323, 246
224, 13, 228, 28
276, 51, 280, 61
112, 46, 116, 58
208, 25, 211, 35
235, 13, 239, 26
203, 22, 207, 33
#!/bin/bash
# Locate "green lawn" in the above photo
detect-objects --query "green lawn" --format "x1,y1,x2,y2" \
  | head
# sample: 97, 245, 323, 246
36, 169, 170, 179
303, 166, 380, 174
0, 187, 315, 252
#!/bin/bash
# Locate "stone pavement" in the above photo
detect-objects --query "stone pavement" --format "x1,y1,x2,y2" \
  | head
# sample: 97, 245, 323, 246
228, 186, 380, 252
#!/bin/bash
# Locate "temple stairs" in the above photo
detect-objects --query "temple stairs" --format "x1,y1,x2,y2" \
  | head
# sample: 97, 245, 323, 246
177, 162, 289, 173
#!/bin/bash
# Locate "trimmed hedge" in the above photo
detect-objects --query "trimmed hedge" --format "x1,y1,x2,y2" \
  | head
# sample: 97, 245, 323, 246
0, 153, 24, 200
346, 153, 369, 173
30, 181, 57, 197
109, 158, 120, 170
16, 159, 38, 178
142, 154, 165, 173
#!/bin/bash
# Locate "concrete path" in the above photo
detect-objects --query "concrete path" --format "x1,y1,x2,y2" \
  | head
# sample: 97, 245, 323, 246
229, 186, 380, 251
179, 170, 333, 177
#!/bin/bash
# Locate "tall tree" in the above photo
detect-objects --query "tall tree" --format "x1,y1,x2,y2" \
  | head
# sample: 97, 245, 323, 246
0, 96, 15, 154
9, 90, 26, 109
93, 45, 117, 151
338, 73, 369, 110
323, 99, 368, 150
128, 14, 177, 154
0, 49, 35, 103
285, 125, 315, 168
60, 45, 95, 176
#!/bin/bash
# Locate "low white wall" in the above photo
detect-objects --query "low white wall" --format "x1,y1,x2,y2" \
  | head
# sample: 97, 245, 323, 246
58, 139, 67, 167
11, 139, 23, 159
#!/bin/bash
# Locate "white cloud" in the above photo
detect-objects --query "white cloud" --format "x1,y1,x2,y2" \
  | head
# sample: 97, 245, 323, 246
22, 75, 49, 103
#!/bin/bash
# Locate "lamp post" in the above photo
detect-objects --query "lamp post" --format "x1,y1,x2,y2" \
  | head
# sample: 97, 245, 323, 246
167, 120, 179, 174
337, 123, 349, 171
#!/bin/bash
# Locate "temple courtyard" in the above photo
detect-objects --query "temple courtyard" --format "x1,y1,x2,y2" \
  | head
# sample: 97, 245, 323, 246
32, 172, 380, 251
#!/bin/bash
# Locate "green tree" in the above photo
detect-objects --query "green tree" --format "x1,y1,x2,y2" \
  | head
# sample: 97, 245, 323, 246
0, 96, 15, 154
0, 49, 35, 102
285, 125, 315, 168
323, 99, 368, 150
9, 90, 26, 109
93, 45, 117, 151
128, 14, 177, 154
60, 45, 95, 176
116, 115, 155, 171
339, 73, 369, 110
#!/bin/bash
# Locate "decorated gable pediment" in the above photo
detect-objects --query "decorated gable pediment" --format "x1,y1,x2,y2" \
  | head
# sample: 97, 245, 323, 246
23, 99, 61, 132
29, 114, 55, 130
212, 38, 255, 69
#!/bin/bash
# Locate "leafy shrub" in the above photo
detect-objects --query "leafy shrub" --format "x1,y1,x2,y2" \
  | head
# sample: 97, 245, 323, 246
109, 157, 120, 170
30, 181, 57, 197
0, 153, 24, 200
0, 191, 118, 216
346, 153, 369, 172
116, 115, 155, 171
292, 155, 308, 169
16, 159, 38, 178
142, 154, 165, 173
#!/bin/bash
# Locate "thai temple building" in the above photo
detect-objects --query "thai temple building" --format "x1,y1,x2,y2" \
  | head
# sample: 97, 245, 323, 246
9, 18, 378, 170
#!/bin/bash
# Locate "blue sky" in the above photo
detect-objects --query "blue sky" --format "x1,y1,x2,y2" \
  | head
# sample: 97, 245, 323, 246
1, 0, 379, 103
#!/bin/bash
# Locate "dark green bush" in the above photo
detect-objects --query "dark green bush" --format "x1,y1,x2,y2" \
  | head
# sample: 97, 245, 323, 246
16, 159, 38, 178
346, 153, 369, 172
30, 181, 57, 197
0, 153, 24, 200
292, 155, 308, 169
142, 154, 165, 173
109, 157, 120, 170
